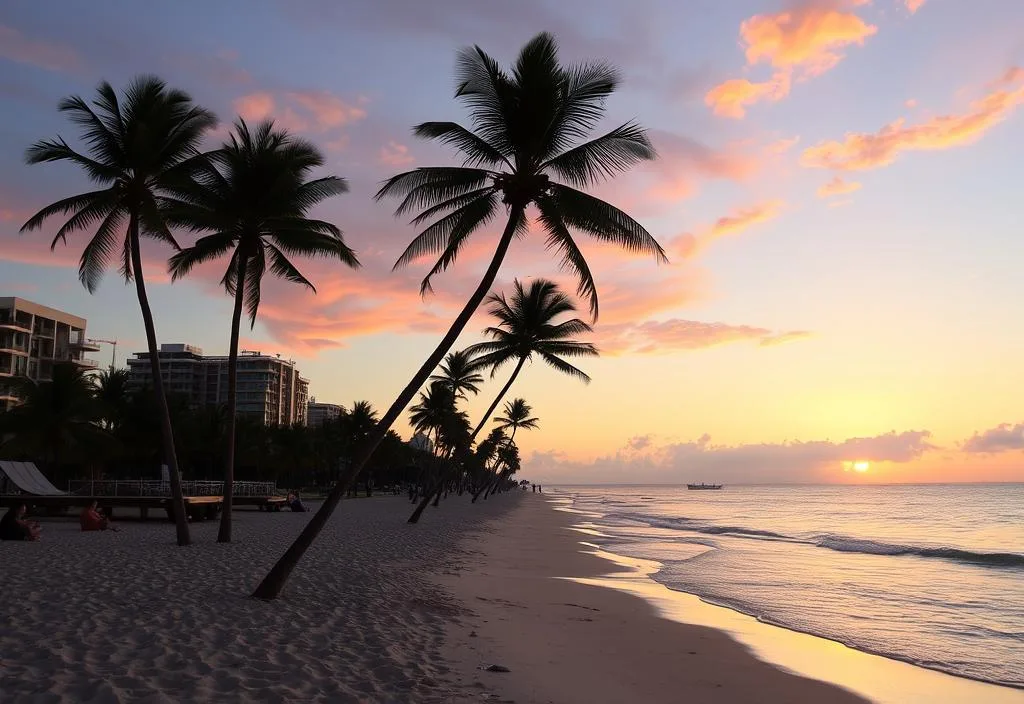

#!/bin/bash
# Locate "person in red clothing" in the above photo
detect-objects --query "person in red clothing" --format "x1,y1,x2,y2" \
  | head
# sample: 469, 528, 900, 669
80, 501, 114, 531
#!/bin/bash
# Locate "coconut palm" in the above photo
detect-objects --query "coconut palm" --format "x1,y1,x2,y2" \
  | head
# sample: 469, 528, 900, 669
0, 363, 106, 468
254, 32, 664, 599
409, 381, 459, 447
428, 349, 484, 400
477, 398, 539, 501
93, 368, 131, 431
21, 76, 216, 545
164, 119, 356, 543
467, 278, 596, 440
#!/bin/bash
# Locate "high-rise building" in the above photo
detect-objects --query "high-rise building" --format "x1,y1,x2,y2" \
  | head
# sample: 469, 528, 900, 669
126, 344, 309, 426
0, 297, 101, 411
308, 399, 343, 427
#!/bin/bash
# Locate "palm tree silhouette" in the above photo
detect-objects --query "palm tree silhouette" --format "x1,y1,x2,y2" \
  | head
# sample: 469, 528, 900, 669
20, 76, 216, 545
165, 119, 356, 543
428, 349, 484, 401
477, 398, 539, 501
467, 278, 596, 441
93, 368, 131, 432
254, 32, 664, 599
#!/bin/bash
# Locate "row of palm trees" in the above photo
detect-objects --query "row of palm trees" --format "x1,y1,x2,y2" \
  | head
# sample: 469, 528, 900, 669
19, 32, 665, 599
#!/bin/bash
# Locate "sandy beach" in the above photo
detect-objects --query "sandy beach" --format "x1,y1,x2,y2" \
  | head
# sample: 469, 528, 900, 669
4, 492, 1016, 703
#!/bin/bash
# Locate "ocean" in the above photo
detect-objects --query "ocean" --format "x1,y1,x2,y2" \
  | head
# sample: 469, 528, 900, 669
551, 484, 1024, 689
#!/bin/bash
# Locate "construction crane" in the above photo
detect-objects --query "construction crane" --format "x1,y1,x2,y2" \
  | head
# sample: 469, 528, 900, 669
87, 338, 118, 371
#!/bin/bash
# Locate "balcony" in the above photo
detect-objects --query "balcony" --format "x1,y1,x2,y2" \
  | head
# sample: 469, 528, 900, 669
69, 332, 102, 352
72, 358, 100, 370
0, 320, 31, 334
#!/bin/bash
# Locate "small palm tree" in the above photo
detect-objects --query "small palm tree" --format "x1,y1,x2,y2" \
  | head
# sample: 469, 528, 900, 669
428, 349, 484, 401
93, 368, 131, 431
254, 32, 664, 599
477, 398, 539, 501
165, 119, 356, 543
21, 76, 216, 546
409, 381, 459, 448
467, 278, 596, 440
0, 363, 106, 469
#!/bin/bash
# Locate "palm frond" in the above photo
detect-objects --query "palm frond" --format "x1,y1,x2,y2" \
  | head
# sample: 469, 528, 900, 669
538, 351, 591, 382
23, 138, 119, 183
392, 190, 498, 273
416, 191, 501, 294
57, 93, 125, 167
168, 232, 237, 281
542, 122, 655, 187
549, 184, 667, 262
536, 197, 600, 319
412, 121, 511, 168
20, 190, 114, 234
375, 167, 493, 216
78, 208, 124, 292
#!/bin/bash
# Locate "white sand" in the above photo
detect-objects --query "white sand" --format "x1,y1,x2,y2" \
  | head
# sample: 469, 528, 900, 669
0, 495, 513, 703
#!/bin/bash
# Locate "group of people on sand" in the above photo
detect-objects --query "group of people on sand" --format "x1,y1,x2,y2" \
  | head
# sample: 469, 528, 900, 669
0, 500, 118, 541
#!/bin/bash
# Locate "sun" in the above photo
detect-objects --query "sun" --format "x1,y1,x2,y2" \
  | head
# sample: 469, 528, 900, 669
853, 461, 870, 473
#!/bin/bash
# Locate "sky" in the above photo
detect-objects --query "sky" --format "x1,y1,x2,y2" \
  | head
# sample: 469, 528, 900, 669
1, 0, 1023, 484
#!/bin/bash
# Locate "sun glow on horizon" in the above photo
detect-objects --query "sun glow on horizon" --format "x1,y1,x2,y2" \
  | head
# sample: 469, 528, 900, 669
853, 461, 870, 473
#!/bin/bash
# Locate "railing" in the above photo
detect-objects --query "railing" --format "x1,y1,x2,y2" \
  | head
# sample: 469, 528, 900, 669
66, 480, 278, 497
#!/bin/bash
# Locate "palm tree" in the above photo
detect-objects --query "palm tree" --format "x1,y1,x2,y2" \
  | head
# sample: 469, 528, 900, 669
467, 278, 596, 440
477, 398, 538, 501
409, 381, 459, 447
93, 368, 131, 431
165, 119, 356, 543
21, 76, 216, 546
428, 349, 484, 400
254, 32, 664, 599
0, 363, 106, 470
339, 401, 378, 494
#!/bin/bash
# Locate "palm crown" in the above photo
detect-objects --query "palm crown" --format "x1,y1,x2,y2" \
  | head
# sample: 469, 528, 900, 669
496, 398, 540, 438
428, 349, 484, 399
21, 76, 217, 291
375, 31, 667, 319
165, 119, 357, 324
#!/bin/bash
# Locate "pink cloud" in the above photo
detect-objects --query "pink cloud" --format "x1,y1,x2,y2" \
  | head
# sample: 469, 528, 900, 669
816, 175, 862, 198
904, 0, 926, 13
379, 140, 414, 166
962, 423, 1024, 453
0, 24, 80, 72
288, 91, 367, 129
672, 200, 785, 260
596, 319, 811, 355
232, 90, 367, 135
234, 92, 275, 121
801, 67, 1024, 170
705, 72, 791, 119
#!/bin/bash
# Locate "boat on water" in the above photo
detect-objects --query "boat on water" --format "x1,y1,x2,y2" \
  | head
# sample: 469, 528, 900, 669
687, 483, 723, 490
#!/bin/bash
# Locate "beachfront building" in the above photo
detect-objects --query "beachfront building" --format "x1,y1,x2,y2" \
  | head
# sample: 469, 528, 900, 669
308, 399, 343, 427
127, 344, 309, 426
0, 297, 101, 411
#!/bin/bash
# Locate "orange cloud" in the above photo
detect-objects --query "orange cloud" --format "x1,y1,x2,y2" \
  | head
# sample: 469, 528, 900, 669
801, 67, 1024, 170
766, 136, 801, 154
741, 4, 877, 77
379, 140, 414, 166
707, 2, 876, 118
711, 200, 785, 237
0, 24, 80, 72
817, 175, 862, 198
705, 72, 791, 119
905, 0, 926, 13
597, 319, 811, 355
234, 92, 275, 121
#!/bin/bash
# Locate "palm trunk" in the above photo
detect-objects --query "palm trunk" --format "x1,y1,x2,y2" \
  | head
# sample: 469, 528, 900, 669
469, 356, 526, 442
252, 206, 526, 599
129, 215, 189, 546
217, 250, 249, 543
408, 486, 440, 524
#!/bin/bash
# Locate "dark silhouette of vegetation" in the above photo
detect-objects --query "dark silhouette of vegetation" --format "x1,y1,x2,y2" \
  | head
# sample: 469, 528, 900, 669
467, 278, 596, 441
21, 76, 217, 545
165, 119, 356, 543
476, 398, 539, 501
253, 31, 664, 600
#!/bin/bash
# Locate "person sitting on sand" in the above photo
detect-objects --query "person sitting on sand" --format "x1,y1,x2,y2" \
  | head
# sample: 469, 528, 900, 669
80, 501, 117, 532
0, 503, 41, 541
288, 492, 308, 512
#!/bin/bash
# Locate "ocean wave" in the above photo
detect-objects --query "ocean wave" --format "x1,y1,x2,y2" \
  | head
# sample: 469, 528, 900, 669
600, 512, 1024, 568
815, 536, 1024, 568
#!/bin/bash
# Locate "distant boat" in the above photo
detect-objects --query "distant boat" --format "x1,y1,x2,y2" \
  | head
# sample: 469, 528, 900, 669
687, 483, 723, 490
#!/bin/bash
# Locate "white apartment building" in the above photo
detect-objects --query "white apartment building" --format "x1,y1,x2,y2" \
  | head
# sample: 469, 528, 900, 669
308, 399, 343, 427
127, 344, 309, 426
0, 297, 101, 411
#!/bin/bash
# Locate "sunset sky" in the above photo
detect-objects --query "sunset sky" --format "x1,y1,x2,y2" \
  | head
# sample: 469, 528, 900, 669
1, 0, 1022, 484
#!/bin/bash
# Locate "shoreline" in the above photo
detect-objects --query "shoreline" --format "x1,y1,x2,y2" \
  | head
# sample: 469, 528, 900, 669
438, 494, 1024, 704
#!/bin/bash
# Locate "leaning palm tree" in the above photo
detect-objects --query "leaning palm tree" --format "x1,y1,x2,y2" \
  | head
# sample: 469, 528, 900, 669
165, 119, 356, 543
20, 76, 216, 546
428, 349, 484, 401
253, 32, 665, 599
477, 398, 539, 501
467, 278, 596, 440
